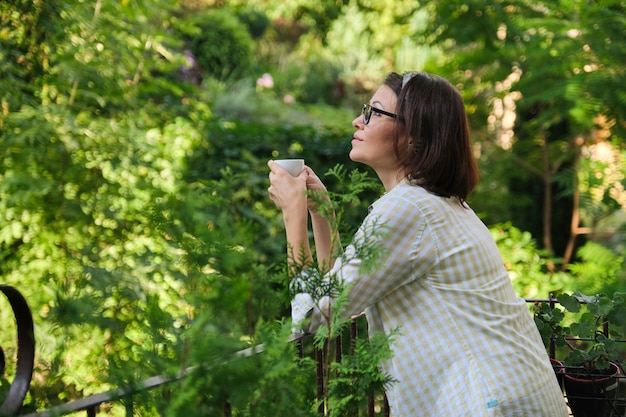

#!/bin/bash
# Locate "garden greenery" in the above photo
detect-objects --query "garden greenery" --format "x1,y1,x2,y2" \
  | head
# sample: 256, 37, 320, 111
1, 0, 625, 415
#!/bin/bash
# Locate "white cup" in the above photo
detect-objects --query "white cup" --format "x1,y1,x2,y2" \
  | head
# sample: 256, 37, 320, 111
274, 159, 304, 176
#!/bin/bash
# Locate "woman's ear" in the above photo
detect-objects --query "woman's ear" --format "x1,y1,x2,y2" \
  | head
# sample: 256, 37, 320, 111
407, 135, 419, 154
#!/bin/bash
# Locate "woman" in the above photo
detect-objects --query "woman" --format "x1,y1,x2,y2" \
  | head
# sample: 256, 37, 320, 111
267, 72, 568, 417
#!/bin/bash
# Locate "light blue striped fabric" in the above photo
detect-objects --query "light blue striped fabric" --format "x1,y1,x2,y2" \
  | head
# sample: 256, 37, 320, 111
292, 180, 568, 417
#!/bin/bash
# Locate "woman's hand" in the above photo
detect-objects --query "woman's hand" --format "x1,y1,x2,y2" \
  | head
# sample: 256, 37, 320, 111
303, 166, 329, 214
268, 160, 308, 212
268, 160, 314, 269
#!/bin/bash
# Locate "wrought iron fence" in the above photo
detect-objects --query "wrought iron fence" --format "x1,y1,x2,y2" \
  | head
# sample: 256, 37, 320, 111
0, 285, 34, 417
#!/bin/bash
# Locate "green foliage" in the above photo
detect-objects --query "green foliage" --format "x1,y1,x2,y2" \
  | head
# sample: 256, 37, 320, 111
157, 161, 391, 417
177, 8, 254, 80
423, 0, 626, 264
568, 241, 625, 295
228, 0, 433, 106
321, 1, 428, 82
575, 148, 626, 251
234, 0, 348, 40
165, 319, 314, 417
327, 329, 396, 417
533, 292, 626, 372
307, 280, 394, 417
490, 223, 572, 298
0, 103, 206, 406
491, 223, 625, 300
1, 0, 209, 409
290, 53, 344, 105
313, 165, 383, 251
235, 8, 271, 39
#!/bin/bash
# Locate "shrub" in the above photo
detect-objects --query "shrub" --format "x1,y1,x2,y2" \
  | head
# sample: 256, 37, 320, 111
180, 8, 254, 80
236, 8, 270, 39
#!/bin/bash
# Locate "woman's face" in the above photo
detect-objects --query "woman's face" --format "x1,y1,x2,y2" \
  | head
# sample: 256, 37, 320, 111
350, 85, 403, 175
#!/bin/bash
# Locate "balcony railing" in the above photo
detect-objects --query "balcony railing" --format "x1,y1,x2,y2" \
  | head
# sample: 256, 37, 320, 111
0, 285, 35, 417
2, 287, 625, 416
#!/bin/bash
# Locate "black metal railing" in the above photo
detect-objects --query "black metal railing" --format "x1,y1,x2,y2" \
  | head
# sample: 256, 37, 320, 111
0, 285, 35, 417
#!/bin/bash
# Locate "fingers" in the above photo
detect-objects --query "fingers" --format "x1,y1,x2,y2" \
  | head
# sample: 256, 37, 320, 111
303, 167, 327, 193
297, 169, 309, 180
267, 159, 279, 175
303, 165, 316, 176
267, 159, 307, 210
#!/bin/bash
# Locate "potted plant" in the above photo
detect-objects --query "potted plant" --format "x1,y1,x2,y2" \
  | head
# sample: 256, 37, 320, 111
533, 292, 626, 417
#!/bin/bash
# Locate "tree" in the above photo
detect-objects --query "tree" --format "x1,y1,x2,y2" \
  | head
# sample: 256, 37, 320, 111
0, 0, 209, 409
422, 0, 626, 269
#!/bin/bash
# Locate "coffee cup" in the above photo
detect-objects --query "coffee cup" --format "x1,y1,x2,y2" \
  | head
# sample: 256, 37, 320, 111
274, 159, 305, 176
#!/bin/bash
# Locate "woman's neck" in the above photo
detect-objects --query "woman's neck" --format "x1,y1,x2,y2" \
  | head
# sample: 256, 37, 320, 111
377, 168, 404, 193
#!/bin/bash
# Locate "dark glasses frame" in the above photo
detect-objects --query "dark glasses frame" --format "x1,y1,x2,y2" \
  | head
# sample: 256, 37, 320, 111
362, 103, 397, 125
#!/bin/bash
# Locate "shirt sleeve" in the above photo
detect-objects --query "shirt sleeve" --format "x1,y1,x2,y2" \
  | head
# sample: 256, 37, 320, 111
291, 292, 315, 334
292, 190, 438, 332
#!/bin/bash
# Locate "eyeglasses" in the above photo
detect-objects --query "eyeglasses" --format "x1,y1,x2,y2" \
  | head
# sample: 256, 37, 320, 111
361, 103, 397, 125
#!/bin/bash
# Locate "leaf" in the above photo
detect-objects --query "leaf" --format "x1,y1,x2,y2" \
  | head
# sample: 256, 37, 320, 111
564, 350, 586, 366
592, 295, 614, 317
571, 291, 599, 306
557, 293, 581, 313
570, 313, 597, 338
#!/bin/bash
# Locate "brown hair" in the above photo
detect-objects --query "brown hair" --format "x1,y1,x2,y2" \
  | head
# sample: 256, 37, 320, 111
384, 71, 478, 203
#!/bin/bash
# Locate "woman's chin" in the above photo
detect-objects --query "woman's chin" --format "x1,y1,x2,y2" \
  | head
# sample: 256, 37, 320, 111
348, 150, 362, 163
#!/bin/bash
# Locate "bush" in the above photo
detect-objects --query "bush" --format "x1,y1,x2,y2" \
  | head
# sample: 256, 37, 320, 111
236, 8, 270, 39
180, 8, 254, 80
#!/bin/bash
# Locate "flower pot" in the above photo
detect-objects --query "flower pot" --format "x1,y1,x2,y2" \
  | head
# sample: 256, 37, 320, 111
563, 362, 621, 417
